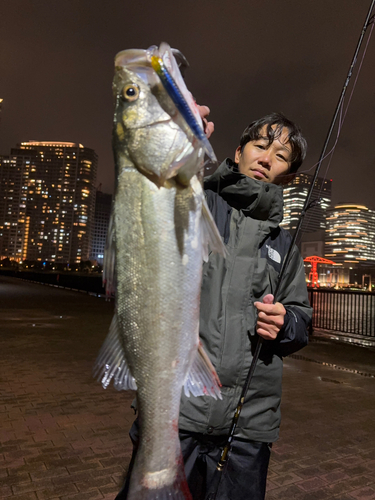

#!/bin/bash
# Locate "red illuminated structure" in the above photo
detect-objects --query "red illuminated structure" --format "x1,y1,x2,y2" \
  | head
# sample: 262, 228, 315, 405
304, 256, 337, 288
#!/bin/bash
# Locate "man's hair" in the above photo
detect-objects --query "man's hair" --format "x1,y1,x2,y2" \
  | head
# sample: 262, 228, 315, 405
239, 112, 307, 173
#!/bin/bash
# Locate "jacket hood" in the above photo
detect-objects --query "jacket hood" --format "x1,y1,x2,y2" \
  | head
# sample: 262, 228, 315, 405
204, 158, 284, 225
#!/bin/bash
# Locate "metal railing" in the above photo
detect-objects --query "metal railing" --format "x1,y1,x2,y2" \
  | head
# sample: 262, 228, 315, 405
0, 269, 107, 296
308, 288, 375, 338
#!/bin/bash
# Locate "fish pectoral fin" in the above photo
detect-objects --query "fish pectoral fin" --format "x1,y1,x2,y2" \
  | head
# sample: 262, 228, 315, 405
163, 136, 204, 186
103, 205, 116, 298
183, 342, 222, 400
201, 194, 227, 262
93, 314, 137, 391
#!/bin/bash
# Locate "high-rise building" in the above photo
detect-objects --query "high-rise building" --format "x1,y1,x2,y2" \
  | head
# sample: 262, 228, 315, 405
0, 141, 97, 263
281, 173, 332, 235
0, 155, 32, 260
325, 204, 375, 265
90, 191, 112, 265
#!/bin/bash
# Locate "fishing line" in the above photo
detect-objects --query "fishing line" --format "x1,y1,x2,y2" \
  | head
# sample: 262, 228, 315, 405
295, 103, 344, 246
294, 17, 374, 241
203, 14, 374, 202
315, 17, 375, 195
266, 99, 346, 183
298, 102, 344, 176
205, 2, 375, 498
288, 17, 374, 185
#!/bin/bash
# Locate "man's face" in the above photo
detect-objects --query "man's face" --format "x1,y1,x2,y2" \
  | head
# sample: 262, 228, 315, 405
234, 125, 295, 185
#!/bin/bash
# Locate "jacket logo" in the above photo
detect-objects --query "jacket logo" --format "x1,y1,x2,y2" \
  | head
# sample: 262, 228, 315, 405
266, 245, 281, 264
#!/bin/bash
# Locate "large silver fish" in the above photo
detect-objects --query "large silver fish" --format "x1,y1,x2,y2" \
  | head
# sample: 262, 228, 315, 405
95, 43, 224, 500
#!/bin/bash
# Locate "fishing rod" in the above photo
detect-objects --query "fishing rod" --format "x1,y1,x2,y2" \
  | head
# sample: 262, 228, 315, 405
205, 1, 375, 498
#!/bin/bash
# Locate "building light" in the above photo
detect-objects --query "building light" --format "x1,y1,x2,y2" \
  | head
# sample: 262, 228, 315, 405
0, 142, 97, 263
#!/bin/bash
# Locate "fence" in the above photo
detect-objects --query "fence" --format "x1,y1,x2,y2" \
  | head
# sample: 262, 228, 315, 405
0, 269, 106, 296
2, 270, 374, 338
308, 288, 375, 338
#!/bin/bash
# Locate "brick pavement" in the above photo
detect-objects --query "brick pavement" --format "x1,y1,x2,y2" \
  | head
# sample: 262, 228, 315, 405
267, 343, 375, 499
1, 275, 374, 499
0, 276, 134, 500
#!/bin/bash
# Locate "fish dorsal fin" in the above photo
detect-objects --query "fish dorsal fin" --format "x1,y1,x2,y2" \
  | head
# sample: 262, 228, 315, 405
183, 342, 222, 400
190, 177, 227, 261
93, 314, 137, 391
201, 195, 227, 262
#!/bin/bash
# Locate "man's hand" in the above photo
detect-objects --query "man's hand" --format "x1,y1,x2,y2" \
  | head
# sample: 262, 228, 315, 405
197, 105, 214, 138
254, 294, 286, 341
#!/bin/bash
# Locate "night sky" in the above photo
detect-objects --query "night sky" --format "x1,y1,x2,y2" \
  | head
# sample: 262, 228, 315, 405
1, 0, 374, 208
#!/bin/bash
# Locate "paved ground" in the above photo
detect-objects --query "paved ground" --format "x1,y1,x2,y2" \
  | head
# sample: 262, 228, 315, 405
0, 275, 374, 500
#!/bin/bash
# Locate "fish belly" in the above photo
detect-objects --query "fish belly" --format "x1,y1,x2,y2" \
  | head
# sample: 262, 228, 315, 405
115, 166, 202, 497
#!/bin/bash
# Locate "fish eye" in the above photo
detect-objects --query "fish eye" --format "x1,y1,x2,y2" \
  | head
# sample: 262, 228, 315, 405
122, 84, 140, 102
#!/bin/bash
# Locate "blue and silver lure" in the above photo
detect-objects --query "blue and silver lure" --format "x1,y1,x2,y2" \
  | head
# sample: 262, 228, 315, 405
149, 44, 217, 163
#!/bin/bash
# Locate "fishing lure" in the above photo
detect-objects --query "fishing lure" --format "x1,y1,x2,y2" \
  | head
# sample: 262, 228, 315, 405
149, 48, 217, 163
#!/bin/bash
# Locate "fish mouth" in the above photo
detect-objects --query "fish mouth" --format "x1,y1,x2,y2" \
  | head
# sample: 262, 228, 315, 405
141, 117, 181, 131
124, 116, 177, 131
115, 49, 149, 69
144, 117, 174, 127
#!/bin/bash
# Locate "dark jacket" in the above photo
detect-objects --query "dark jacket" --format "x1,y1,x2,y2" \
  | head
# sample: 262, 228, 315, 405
178, 159, 312, 442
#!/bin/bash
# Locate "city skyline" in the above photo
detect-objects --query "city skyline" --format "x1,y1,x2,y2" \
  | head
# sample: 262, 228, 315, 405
0, 141, 97, 263
281, 173, 333, 235
90, 190, 112, 265
325, 204, 375, 265
1, 3, 374, 492
1, 136, 375, 266
1, 1, 374, 209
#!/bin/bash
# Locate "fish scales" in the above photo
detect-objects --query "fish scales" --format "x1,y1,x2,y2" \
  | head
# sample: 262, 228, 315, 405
95, 44, 224, 500
116, 170, 202, 493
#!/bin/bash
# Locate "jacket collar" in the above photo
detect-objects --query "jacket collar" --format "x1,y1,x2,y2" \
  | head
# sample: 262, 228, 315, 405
204, 158, 284, 226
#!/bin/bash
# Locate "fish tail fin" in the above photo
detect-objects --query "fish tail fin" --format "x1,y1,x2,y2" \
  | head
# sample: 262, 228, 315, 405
200, 189, 227, 262
128, 456, 192, 500
93, 314, 137, 391
183, 342, 222, 400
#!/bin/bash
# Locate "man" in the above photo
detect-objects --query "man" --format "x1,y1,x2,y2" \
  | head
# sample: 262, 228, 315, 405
118, 110, 311, 500
177, 110, 312, 500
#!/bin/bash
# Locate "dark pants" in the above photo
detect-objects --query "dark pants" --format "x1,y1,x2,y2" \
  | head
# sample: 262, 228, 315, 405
116, 420, 271, 500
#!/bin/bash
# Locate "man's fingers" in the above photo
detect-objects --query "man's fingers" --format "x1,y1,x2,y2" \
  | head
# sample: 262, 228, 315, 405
257, 315, 284, 329
197, 105, 210, 119
204, 120, 214, 138
197, 104, 214, 138
255, 302, 284, 315
262, 294, 274, 305
257, 328, 278, 341
255, 296, 285, 339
